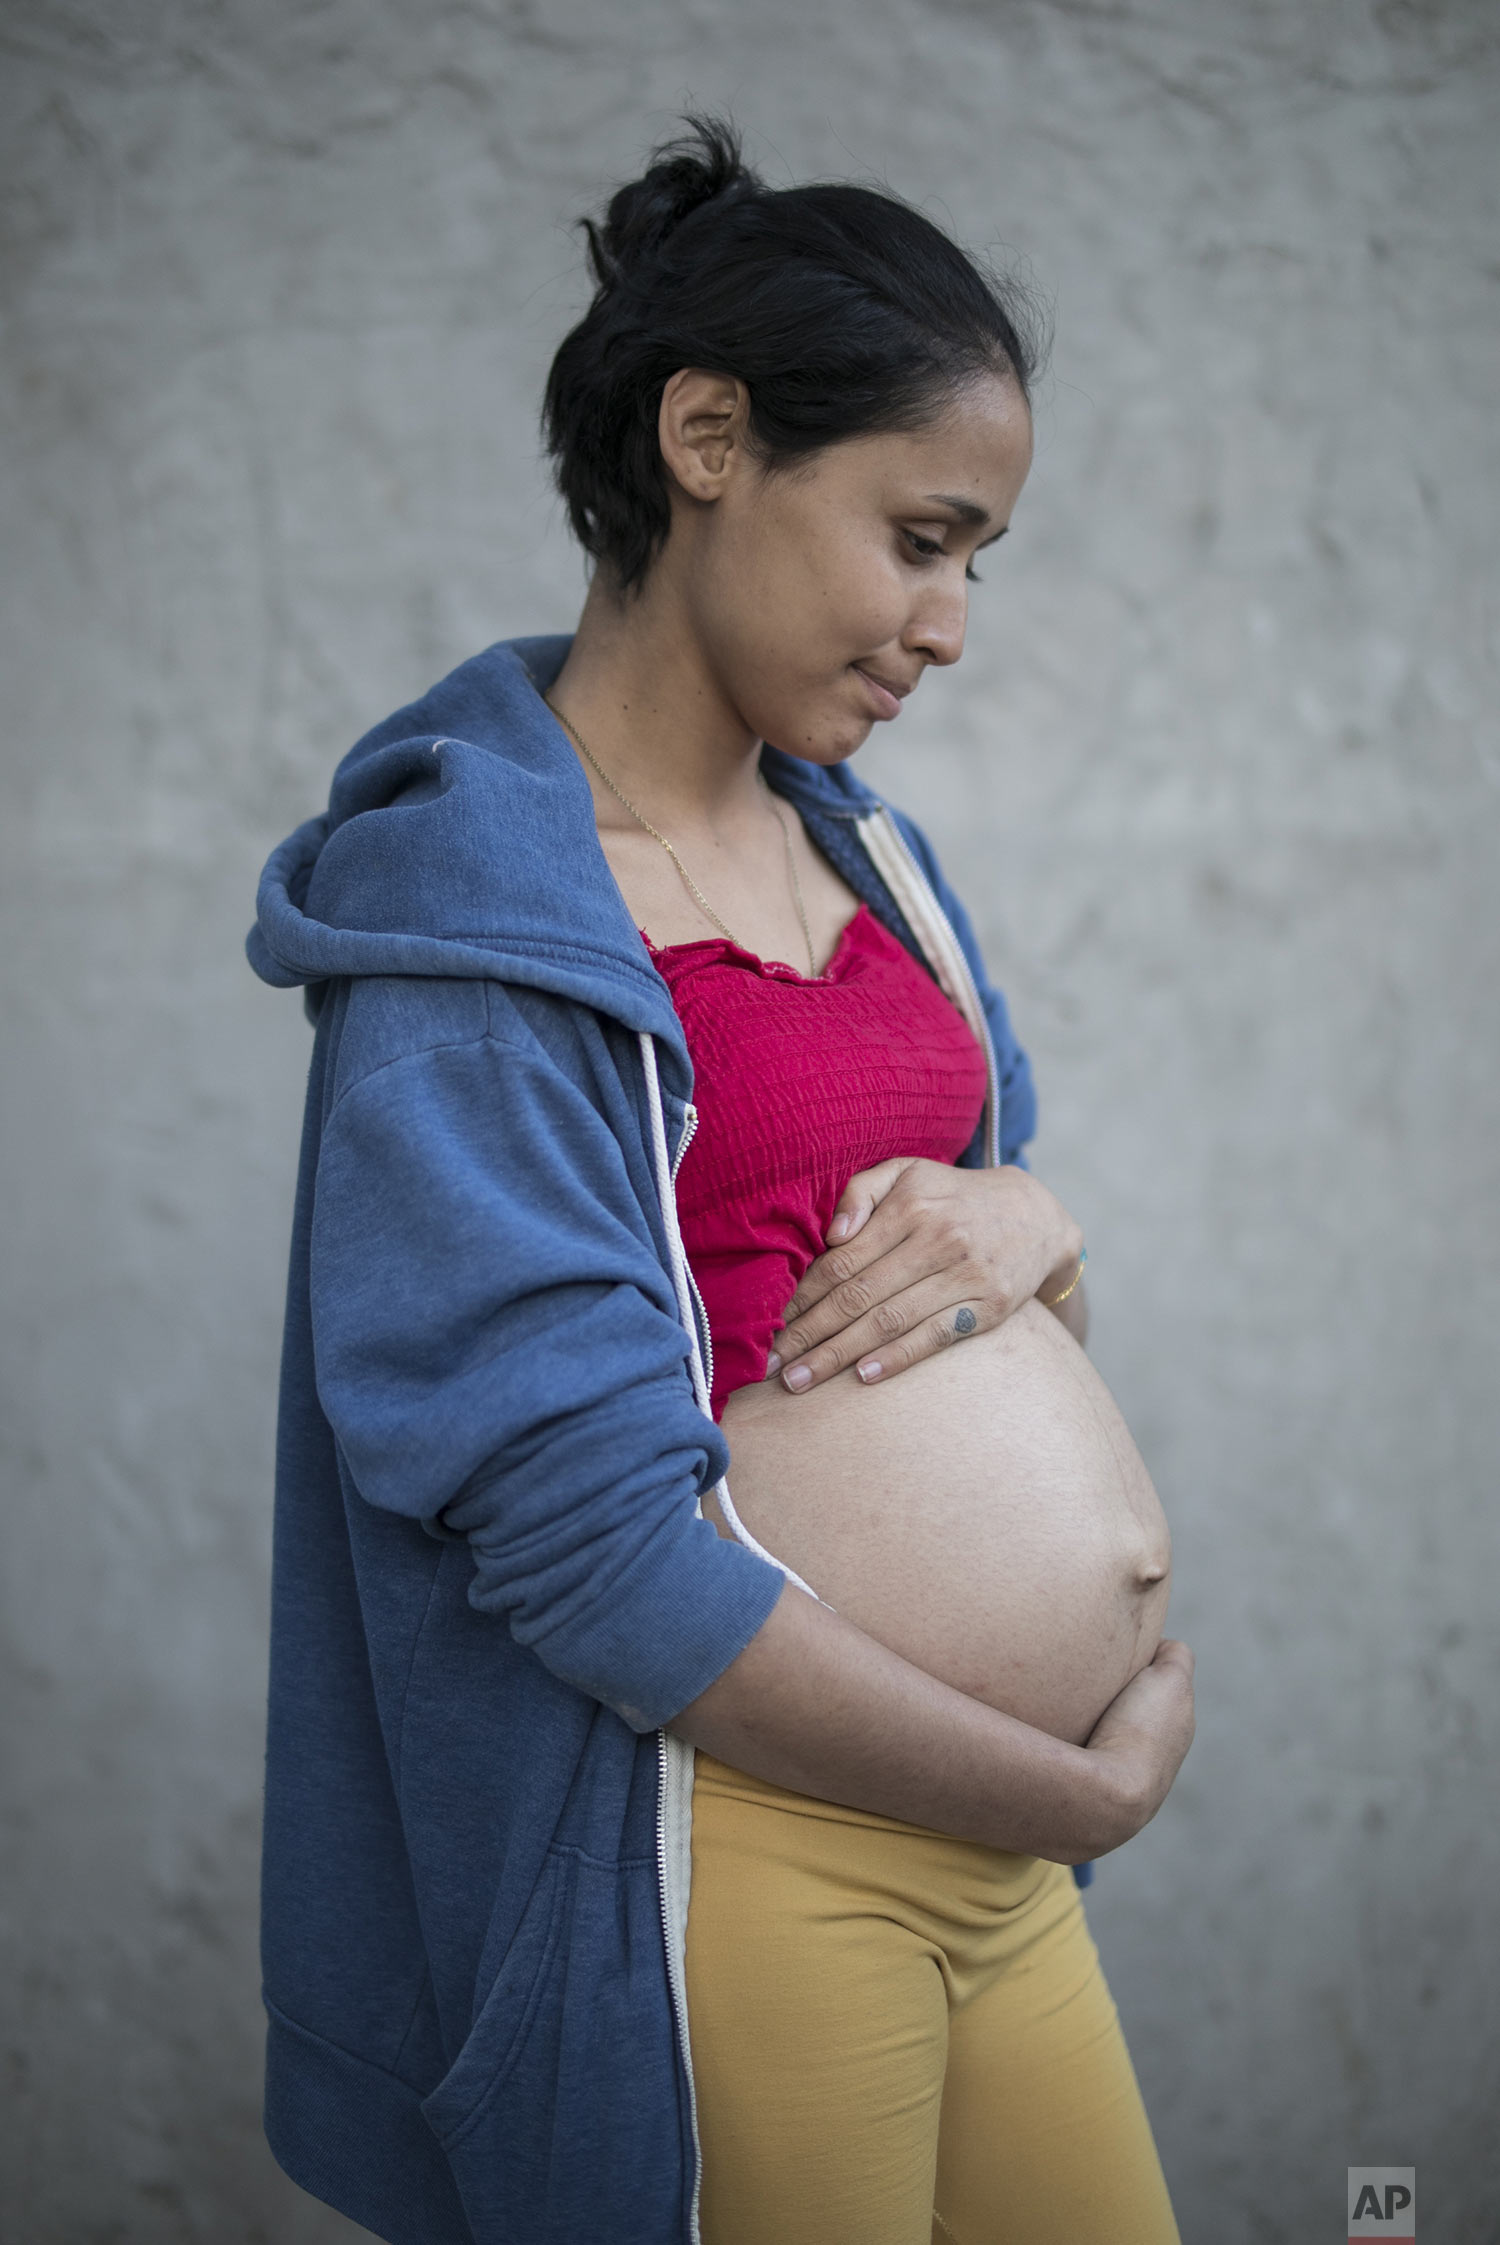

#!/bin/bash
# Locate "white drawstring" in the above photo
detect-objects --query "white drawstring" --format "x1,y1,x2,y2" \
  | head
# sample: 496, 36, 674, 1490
854, 809, 1004, 1169
638, 1031, 828, 1603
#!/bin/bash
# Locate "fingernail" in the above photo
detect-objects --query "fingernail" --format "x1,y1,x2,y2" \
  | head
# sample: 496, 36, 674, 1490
764, 1351, 782, 1376
857, 1361, 883, 1384
783, 1365, 812, 1391
828, 1214, 849, 1242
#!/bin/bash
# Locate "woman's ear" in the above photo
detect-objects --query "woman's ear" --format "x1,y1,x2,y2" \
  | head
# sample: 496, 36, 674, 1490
657, 368, 750, 503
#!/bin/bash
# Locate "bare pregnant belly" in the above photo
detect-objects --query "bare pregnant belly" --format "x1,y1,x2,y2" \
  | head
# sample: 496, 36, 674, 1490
716, 1299, 1171, 1746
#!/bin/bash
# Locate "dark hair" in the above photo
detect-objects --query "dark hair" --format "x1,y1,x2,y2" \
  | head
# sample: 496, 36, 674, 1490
542, 113, 1044, 595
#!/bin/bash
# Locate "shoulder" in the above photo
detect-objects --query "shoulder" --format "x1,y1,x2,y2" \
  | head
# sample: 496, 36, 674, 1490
324, 972, 626, 1122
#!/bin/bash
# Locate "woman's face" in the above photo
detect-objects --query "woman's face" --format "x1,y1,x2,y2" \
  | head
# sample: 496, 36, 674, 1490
666, 368, 1034, 764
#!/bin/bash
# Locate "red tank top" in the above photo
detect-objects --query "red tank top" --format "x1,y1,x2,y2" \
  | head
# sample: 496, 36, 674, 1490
642, 900, 988, 1420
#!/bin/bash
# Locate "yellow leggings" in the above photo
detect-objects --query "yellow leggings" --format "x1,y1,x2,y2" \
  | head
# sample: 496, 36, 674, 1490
685, 1752, 1180, 2245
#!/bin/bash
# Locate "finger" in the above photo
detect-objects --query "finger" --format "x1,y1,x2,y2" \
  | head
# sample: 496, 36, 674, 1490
840, 1299, 992, 1389
773, 1232, 968, 1366
781, 1166, 966, 1326
825, 1156, 916, 1247
778, 1207, 928, 1329
776, 1283, 993, 1393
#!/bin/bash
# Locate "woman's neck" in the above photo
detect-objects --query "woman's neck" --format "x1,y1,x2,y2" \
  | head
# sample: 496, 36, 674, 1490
545, 567, 766, 831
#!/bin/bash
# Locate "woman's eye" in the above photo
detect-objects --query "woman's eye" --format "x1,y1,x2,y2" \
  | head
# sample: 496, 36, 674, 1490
903, 529, 981, 584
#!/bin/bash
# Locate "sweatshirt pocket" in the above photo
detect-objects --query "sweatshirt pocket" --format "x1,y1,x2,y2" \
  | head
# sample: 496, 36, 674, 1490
421, 1848, 688, 2244
421, 1846, 573, 2148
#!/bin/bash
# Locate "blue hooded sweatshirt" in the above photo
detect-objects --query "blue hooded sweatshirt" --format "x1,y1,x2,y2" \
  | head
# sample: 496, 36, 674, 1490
247, 632, 1038, 2245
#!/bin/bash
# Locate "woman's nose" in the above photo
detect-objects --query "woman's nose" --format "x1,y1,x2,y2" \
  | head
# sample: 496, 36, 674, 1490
908, 585, 967, 669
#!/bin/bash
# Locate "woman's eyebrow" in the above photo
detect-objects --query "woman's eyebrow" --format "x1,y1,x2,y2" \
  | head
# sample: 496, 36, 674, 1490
922, 493, 990, 526
920, 494, 1010, 546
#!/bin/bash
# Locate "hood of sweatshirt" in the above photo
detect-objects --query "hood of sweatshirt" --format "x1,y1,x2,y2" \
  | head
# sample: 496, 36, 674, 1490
247, 632, 890, 1055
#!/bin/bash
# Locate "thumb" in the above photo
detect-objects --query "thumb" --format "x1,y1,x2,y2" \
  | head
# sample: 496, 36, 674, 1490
826, 1157, 915, 1245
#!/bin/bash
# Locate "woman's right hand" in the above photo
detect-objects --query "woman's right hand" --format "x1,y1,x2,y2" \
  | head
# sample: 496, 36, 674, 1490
674, 1583, 1195, 1867
1081, 1638, 1197, 1850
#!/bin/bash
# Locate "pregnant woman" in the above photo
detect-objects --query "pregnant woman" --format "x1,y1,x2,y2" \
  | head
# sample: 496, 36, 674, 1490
249, 116, 1194, 2245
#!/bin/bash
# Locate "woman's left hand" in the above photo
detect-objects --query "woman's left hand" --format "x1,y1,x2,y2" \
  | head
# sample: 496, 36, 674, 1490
765, 1159, 1085, 1393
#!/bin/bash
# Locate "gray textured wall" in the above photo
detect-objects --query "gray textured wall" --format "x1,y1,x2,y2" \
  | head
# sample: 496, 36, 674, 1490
3, 2, 1497, 2239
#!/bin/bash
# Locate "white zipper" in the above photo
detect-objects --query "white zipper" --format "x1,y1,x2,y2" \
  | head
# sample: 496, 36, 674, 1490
655, 1724, 701, 2243
671, 1104, 716, 1404
638, 1042, 709, 2245
671, 1099, 700, 1181
639, 1038, 834, 2244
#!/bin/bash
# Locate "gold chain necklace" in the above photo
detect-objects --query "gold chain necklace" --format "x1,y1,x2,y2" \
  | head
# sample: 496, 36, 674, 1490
545, 696, 818, 976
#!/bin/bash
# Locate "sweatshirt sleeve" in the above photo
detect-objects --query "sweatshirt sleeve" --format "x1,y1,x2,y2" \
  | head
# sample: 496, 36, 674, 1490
885, 806, 1038, 1169
308, 1015, 784, 1732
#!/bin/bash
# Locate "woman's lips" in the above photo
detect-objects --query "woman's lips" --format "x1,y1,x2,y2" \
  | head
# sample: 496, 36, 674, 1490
852, 665, 905, 721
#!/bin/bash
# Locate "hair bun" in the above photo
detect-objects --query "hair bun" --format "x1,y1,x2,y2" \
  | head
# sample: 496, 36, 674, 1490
585, 113, 752, 287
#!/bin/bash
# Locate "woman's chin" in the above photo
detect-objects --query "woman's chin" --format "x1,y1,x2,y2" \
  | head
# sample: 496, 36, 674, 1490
764, 715, 875, 766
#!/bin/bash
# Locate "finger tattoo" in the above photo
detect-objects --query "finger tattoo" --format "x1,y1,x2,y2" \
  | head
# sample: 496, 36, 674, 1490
953, 1306, 977, 1338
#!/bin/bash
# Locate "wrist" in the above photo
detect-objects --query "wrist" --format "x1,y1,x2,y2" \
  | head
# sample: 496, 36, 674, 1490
967, 1720, 1111, 1864
999, 1736, 1124, 1865
1039, 1235, 1086, 1309
1069, 1745, 1149, 1859
1007, 1173, 1084, 1305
